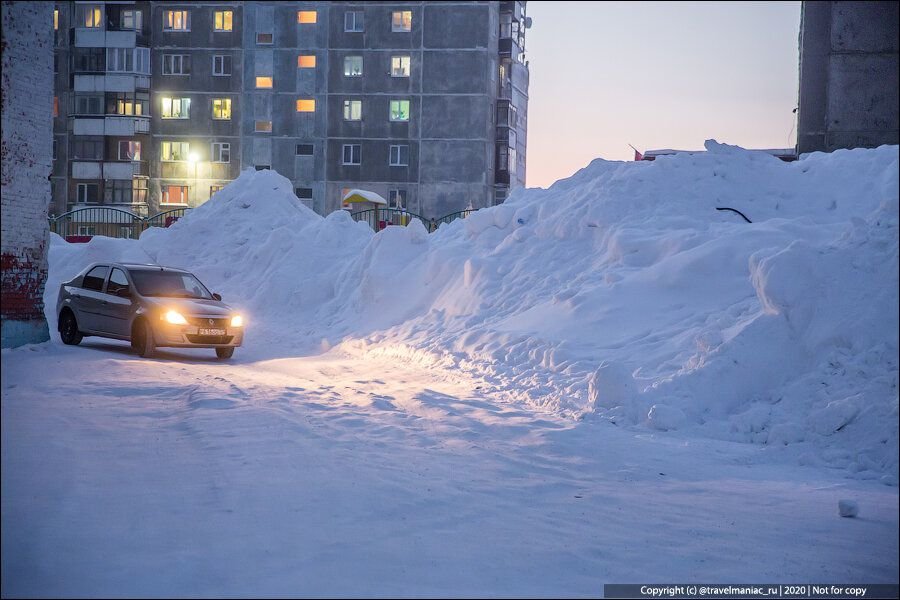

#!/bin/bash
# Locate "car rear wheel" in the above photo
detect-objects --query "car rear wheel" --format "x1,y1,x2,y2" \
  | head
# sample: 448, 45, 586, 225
59, 311, 83, 345
215, 347, 234, 359
132, 319, 156, 358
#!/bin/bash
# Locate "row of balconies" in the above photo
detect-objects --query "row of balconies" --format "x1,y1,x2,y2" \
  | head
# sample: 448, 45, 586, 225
71, 115, 151, 136
73, 74, 151, 93
71, 28, 140, 49
71, 161, 149, 180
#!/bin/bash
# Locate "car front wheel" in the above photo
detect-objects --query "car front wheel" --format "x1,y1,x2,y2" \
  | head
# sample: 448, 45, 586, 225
133, 320, 156, 358
59, 311, 83, 345
215, 347, 235, 359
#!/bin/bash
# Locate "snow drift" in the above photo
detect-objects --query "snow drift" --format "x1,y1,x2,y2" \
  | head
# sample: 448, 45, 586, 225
44, 141, 900, 482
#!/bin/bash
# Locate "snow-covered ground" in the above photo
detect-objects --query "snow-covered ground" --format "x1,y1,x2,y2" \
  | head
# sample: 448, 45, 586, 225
3, 141, 898, 596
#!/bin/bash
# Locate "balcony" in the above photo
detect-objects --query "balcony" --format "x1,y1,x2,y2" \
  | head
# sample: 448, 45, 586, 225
74, 28, 106, 48
72, 161, 102, 179
500, 1, 523, 21
71, 115, 150, 136
103, 161, 147, 180
105, 30, 136, 48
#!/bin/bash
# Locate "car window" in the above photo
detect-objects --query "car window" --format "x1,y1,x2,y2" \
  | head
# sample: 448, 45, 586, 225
107, 268, 130, 295
129, 270, 213, 300
82, 266, 109, 291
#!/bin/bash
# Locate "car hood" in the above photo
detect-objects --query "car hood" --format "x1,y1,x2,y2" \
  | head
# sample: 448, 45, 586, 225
144, 297, 234, 317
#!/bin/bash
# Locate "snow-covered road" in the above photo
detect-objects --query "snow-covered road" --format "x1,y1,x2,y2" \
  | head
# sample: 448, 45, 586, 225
3, 339, 897, 597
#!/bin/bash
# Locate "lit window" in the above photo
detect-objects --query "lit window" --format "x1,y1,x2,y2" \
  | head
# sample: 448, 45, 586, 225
210, 184, 225, 197
256, 32, 273, 44
343, 56, 363, 77
54, 9, 58, 30
162, 54, 191, 75
162, 185, 189, 205
298, 55, 316, 68
214, 10, 233, 32
212, 98, 232, 120
342, 144, 361, 165
118, 141, 141, 160
255, 120, 272, 133
77, 5, 102, 28
163, 10, 190, 31
211, 142, 230, 163
161, 97, 191, 119
213, 55, 232, 76
389, 145, 409, 167
343, 99, 361, 121
161, 141, 190, 161
296, 99, 316, 112
391, 56, 410, 78
298, 11, 317, 24
389, 99, 410, 122
392, 10, 412, 32
344, 11, 363, 32
255, 76, 273, 89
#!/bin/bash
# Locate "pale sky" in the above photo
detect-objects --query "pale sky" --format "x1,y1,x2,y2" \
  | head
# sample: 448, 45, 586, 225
524, 1, 802, 188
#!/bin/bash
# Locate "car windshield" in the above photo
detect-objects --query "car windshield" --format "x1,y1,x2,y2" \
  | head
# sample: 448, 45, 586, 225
129, 270, 213, 299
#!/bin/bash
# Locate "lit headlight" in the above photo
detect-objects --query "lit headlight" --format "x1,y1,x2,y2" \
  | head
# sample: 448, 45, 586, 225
164, 310, 188, 325
230, 315, 244, 327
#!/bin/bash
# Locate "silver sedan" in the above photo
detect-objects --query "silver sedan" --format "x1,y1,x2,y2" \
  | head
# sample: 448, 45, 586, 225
57, 262, 244, 359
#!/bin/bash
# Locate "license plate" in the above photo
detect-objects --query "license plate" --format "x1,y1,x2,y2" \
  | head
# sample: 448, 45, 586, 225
199, 328, 226, 336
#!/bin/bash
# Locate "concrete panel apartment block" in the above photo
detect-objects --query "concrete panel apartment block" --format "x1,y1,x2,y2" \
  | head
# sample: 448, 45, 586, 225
1, 1, 55, 347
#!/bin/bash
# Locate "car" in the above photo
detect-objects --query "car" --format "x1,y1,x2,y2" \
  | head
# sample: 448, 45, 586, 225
56, 262, 244, 359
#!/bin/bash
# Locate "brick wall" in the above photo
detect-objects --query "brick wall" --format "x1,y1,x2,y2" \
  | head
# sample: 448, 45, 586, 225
1, 1, 54, 347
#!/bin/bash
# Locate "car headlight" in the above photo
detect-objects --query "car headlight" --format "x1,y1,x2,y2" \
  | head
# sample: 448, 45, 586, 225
164, 310, 188, 325
230, 315, 244, 327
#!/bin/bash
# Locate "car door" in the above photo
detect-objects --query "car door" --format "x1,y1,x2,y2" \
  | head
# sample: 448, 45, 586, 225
71, 265, 109, 332
96, 267, 133, 337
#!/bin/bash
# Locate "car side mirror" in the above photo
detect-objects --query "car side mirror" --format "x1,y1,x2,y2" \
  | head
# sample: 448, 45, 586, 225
115, 288, 132, 298
212, 293, 222, 301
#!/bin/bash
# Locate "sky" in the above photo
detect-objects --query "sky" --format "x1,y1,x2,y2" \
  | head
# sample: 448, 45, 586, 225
524, 1, 802, 188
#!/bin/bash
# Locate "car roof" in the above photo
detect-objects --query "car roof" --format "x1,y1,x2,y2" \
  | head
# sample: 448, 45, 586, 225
90, 262, 191, 273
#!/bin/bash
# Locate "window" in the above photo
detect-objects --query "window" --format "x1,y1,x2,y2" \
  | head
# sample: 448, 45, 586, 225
391, 56, 410, 77
343, 56, 363, 77
54, 54, 59, 74
107, 48, 150, 74
256, 33, 273, 44
105, 180, 135, 204
118, 141, 141, 160
342, 144, 361, 165
76, 183, 100, 204
296, 99, 315, 112
121, 9, 142, 31
162, 54, 191, 75
214, 10, 233, 32
211, 142, 231, 163
108, 92, 149, 116
54, 8, 58, 30
82, 266, 108, 291
71, 138, 103, 160
161, 97, 191, 119
344, 11, 364, 32
390, 99, 410, 122
77, 5, 102, 28
162, 185, 190, 205
389, 145, 409, 166
164, 10, 190, 31
77, 226, 97, 237
295, 187, 313, 199
296, 144, 313, 156
107, 269, 130, 295
392, 10, 412, 32
73, 95, 103, 115
343, 99, 361, 121
255, 76, 273, 89
298, 55, 316, 68
133, 178, 148, 203
53, 96, 59, 117
298, 11, 317, 24
72, 48, 105, 73
53, 139, 58, 160
161, 141, 190, 162
212, 98, 232, 120
213, 55, 232, 76
255, 120, 272, 133
210, 185, 225, 197
388, 189, 407, 210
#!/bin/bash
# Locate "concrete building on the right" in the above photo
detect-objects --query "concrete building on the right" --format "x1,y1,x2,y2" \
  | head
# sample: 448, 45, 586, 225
797, 1, 899, 154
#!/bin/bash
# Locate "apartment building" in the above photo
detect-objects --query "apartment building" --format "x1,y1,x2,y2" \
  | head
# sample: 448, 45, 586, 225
51, 1, 529, 222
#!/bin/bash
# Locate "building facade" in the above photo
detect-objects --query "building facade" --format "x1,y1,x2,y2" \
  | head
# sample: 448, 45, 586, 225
51, 1, 529, 223
1, 1, 55, 347
797, 1, 899, 154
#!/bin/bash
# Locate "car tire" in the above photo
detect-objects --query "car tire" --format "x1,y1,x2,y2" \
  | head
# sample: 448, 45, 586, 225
215, 347, 235, 359
133, 319, 156, 358
59, 311, 83, 345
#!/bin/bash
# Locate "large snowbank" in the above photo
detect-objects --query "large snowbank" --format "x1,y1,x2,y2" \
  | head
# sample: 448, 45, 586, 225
45, 141, 899, 481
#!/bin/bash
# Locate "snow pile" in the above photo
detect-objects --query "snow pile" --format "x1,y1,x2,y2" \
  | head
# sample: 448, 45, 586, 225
44, 144, 900, 481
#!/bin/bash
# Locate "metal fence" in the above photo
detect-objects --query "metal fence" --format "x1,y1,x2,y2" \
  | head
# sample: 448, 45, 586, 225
49, 207, 191, 241
350, 208, 477, 233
